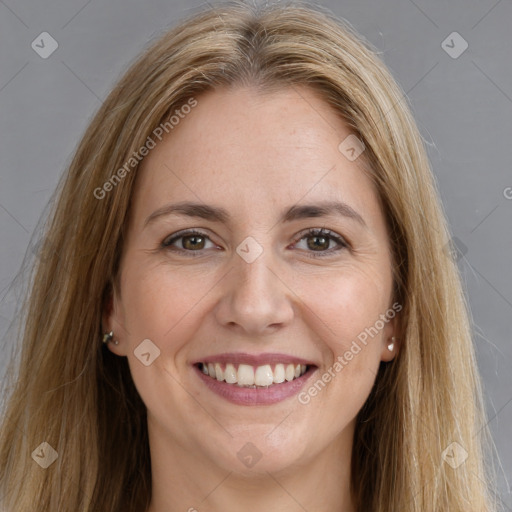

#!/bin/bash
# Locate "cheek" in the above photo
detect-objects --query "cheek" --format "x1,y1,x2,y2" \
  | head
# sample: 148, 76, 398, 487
119, 265, 208, 425
298, 268, 392, 416
120, 262, 209, 345
296, 271, 388, 424
299, 266, 391, 354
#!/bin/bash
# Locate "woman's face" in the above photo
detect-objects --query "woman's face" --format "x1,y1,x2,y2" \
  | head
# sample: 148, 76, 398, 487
106, 85, 398, 476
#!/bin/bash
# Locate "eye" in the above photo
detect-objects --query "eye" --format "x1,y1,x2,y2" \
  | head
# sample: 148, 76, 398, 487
161, 229, 217, 254
292, 228, 348, 257
161, 227, 349, 258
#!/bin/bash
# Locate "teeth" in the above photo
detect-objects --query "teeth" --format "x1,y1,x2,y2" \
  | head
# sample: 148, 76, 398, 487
274, 364, 285, 383
215, 363, 224, 382
224, 363, 237, 384
237, 364, 254, 385
200, 362, 310, 387
254, 364, 273, 386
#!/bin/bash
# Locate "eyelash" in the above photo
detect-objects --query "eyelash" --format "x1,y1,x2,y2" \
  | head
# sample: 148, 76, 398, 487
161, 227, 349, 259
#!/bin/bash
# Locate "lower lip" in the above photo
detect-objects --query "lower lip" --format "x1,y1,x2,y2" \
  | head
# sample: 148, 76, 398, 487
194, 365, 317, 406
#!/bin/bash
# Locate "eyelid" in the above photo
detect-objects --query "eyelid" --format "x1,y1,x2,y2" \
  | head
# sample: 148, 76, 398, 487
161, 228, 218, 251
161, 227, 349, 257
291, 227, 349, 256
293, 227, 347, 244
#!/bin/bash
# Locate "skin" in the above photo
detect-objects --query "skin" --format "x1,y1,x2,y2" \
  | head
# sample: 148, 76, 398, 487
104, 85, 399, 512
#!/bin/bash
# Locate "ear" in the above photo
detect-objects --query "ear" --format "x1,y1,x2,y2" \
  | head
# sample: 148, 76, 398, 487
380, 312, 400, 363
101, 283, 127, 356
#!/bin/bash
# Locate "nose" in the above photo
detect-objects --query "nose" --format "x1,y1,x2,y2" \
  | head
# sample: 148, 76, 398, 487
213, 243, 295, 336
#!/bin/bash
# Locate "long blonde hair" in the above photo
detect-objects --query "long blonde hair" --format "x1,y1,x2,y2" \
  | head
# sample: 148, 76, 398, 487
0, 1, 497, 510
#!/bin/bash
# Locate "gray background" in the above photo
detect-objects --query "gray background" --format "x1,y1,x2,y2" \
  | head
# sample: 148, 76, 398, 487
0, 0, 510, 508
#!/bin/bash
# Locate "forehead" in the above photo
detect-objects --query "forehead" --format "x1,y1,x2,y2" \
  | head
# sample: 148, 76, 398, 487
133, 86, 383, 230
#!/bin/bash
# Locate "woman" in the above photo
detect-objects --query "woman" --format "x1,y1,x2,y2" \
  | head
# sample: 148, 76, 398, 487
0, 1, 497, 511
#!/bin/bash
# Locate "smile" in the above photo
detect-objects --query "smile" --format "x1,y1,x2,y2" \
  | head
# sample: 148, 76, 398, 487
192, 354, 318, 405
198, 362, 308, 387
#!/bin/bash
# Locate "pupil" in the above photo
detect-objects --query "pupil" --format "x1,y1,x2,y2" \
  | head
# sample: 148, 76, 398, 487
184, 235, 204, 250
308, 235, 328, 251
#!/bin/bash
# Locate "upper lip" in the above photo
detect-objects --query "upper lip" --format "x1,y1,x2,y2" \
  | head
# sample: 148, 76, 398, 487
193, 352, 318, 367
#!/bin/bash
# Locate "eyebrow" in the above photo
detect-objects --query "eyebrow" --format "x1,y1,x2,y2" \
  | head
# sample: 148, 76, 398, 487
144, 200, 367, 229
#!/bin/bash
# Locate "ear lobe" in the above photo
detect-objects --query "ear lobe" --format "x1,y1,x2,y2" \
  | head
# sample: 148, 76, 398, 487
380, 336, 399, 362
380, 312, 401, 362
100, 283, 127, 355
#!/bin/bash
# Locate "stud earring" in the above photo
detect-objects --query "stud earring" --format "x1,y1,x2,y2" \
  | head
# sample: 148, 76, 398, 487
102, 331, 119, 345
387, 336, 396, 352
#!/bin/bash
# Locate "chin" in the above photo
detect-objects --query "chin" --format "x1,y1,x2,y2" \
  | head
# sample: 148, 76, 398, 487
208, 429, 310, 476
